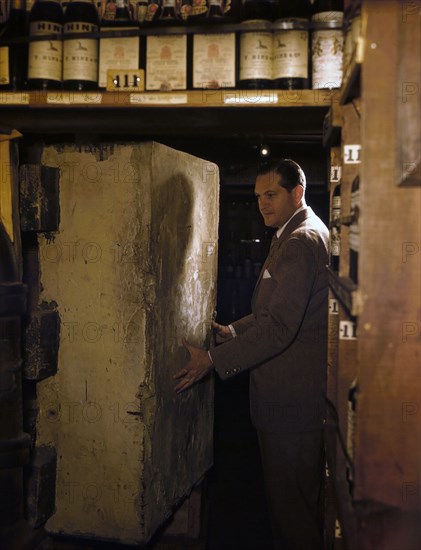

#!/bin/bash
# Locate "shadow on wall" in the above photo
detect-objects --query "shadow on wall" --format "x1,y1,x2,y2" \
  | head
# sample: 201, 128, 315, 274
150, 172, 194, 371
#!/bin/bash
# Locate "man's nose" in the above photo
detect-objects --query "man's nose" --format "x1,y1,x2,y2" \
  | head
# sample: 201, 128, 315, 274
259, 197, 268, 209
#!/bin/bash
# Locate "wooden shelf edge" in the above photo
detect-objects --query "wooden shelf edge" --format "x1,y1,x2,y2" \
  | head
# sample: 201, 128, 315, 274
325, 424, 359, 550
0, 89, 336, 109
323, 103, 344, 148
327, 267, 360, 317
339, 38, 364, 105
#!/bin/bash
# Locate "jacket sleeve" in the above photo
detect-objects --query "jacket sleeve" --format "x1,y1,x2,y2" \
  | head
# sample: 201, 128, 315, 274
231, 314, 254, 336
211, 238, 318, 380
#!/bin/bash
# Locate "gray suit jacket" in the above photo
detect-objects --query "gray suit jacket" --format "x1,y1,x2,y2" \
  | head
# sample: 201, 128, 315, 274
212, 207, 329, 433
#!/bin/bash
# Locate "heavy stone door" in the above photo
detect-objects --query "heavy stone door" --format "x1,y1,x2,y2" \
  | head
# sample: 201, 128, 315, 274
28, 142, 219, 544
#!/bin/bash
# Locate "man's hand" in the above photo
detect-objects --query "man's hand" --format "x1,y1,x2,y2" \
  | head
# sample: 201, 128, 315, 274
212, 321, 233, 344
174, 338, 214, 394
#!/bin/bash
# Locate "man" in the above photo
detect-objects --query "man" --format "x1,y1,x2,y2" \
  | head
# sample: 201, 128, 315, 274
174, 158, 329, 550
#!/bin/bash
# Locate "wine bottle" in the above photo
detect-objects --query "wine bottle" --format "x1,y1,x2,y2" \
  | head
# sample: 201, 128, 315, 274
27, 0, 64, 90
206, 0, 225, 23
98, 0, 139, 89
238, 0, 274, 90
349, 175, 359, 284
189, 0, 208, 24
223, 0, 241, 23
135, 0, 148, 24
179, 0, 192, 23
311, 0, 344, 89
0, 0, 28, 90
332, 182, 341, 225
145, 0, 161, 24
330, 183, 341, 272
62, 0, 99, 90
191, 28, 236, 89
155, 0, 180, 25
272, 0, 310, 90
146, 32, 187, 90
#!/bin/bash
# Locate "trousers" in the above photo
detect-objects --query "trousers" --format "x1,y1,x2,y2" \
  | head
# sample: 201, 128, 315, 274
257, 428, 325, 550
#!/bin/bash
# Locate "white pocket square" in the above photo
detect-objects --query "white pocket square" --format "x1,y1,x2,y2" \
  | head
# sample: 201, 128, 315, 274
263, 269, 271, 279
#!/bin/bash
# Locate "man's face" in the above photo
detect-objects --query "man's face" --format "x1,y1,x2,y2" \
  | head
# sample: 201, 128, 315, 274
255, 171, 298, 228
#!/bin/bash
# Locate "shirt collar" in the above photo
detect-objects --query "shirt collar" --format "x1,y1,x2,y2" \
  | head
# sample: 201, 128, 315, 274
276, 205, 307, 238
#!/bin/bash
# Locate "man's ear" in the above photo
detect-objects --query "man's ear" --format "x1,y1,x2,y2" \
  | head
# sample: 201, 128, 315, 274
293, 185, 304, 205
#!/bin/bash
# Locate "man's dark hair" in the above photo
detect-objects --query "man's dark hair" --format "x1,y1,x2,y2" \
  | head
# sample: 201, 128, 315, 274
257, 158, 307, 193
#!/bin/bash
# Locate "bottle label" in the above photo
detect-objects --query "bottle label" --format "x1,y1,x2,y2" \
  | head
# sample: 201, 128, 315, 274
98, 28, 139, 87
330, 227, 340, 256
179, 0, 192, 21
191, 0, 207, 17
64, 22, 98, 33
63, 22, 99, 82
28, 22, 63, 81
145, 0, 160, 22
193, 33, 236, 89
312, 11, 343, 24
162, 0, 175, 6
273, 30, 308, 79
30, 21, 62, 34
103, 1, 117, 20
136, 1, 148, 23
209, 0, 222, 5
332, 196, 341, 208
240, 31, 272, 81
146, 35, 187, 91
312, 29, 344, 89
0, 46, 10, 85
331, 240, 340, 256
332, 194, 341, 223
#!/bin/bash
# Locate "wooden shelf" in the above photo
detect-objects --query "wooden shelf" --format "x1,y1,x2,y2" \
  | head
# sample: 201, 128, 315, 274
0, 89, 334, 136
340, 37, 364, 105
327, 267, 360, 317
325, 424, 359, 550
0, 89, 334, 109
323, 103, 343, 148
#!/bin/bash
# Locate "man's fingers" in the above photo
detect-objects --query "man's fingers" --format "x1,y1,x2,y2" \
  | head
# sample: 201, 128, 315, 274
173, 368, 188, 380
175, 377, 193, 394
212, 321, 229, 335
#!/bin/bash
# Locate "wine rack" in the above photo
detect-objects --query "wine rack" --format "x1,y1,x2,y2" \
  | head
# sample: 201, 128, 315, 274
325, 2, 421, 549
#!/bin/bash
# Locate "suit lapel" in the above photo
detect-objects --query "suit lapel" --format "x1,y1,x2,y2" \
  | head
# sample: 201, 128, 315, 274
252, 207, 313, 304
